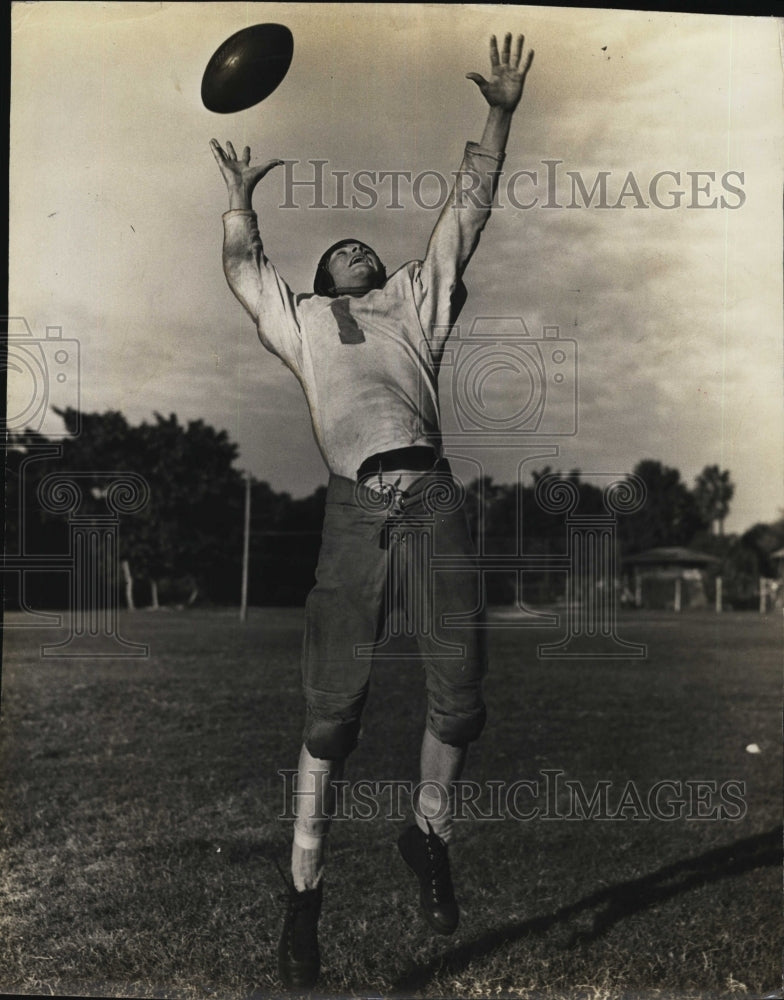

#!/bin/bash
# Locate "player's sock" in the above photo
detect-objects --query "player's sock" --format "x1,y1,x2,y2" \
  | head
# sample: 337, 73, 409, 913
289, 743, 343, 891
291, 826, 326, 891
415, 784, 454, 844
416, 730, 466, 845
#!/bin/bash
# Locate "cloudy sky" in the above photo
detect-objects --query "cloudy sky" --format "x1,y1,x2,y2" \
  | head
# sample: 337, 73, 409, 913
9, 2, 783, 534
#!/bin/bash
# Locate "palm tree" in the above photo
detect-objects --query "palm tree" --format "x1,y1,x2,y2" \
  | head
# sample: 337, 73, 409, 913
694, 465, 735, 536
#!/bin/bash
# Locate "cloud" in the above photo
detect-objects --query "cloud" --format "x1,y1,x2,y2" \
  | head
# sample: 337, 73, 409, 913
9, 3, 782, 532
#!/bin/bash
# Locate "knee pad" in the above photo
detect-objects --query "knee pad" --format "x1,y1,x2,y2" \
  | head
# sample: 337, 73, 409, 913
303, 713, 361, 761
428, 702, 487, 748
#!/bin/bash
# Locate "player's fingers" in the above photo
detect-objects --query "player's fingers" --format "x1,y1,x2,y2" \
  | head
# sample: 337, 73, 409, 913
466, 72, 487, 89
522, 48, 534, 78
242, 146, 251, 164
513, 34, 524, 68
258, 158, 285, 177
502, 32, 512, 64
209, 138, 226, 162
489, 35, 500, 67
226, 140, 237, 160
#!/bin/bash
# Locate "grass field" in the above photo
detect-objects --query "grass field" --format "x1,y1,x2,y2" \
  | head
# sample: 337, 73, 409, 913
0, 607, 781, 1000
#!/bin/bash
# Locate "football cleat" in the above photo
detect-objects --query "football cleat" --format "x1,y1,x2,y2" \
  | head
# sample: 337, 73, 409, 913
277, 879, 323, 989
398, 823, 459, 935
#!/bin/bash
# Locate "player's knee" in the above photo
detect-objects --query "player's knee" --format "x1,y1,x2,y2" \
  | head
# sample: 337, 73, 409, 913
428, 702, 487, 748
303, 714, 360, 761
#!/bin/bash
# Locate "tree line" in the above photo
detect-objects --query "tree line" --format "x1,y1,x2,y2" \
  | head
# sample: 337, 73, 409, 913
5, 409, 782, 610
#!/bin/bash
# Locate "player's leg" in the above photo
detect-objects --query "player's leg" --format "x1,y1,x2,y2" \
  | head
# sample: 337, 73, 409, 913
278, 744, 342, 991
412, 464, 487, 837
416, 726, 466, 842
396, 727, 467, 935
291, 742, 344, 892
279, 475, 387, 989
397, 466, 487, 934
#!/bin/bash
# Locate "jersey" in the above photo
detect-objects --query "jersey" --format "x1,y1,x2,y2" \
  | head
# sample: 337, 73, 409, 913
221, 141, 505, 480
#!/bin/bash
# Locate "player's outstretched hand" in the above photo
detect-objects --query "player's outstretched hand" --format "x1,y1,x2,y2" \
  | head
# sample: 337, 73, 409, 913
466, 34, 534, 112
210, 139, 283, 195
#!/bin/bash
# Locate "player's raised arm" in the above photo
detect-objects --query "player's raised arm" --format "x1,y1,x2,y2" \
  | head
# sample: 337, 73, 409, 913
416, 33, 534, 350
466, 33, 534, 153
211, 140, 302, 369
210, 138, 283, 211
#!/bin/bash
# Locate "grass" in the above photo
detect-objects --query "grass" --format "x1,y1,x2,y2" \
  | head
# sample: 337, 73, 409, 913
0, 607, 781, 1000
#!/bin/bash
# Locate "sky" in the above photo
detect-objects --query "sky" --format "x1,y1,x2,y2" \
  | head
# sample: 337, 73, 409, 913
8, 2, 784, 535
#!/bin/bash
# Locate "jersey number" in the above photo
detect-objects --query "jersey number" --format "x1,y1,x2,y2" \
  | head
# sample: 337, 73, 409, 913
330, 299, 366, 344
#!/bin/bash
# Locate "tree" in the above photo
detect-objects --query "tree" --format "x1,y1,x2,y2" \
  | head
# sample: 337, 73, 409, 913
463, 476, 513, 547
27, 408, 247, 608
119, 412, 245, 606
459, 468, 609, 604
619, 459, 707, 554
5, 427, 74, 609
693, 464, 735, 536
739, 518, 784, 577
7, 408, 331, 611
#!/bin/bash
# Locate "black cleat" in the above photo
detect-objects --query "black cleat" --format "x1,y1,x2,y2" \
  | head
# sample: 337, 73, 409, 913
397, 823, 459, 935
277, 880, 322, 990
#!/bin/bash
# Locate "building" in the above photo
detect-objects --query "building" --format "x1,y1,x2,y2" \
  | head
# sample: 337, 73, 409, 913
621, 547, 721, 610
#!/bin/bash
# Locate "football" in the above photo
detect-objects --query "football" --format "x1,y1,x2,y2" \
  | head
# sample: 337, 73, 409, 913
201, 23, 294, 114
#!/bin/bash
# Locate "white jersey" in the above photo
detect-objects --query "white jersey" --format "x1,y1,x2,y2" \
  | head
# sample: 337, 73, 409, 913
221, 141, 504, 480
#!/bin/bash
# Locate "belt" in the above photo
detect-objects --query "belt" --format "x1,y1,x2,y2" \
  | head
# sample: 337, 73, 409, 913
357, 446, 439, 478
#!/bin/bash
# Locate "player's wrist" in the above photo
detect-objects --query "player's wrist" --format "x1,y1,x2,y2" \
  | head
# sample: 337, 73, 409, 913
486, 104, 515, 123
479, 106, 514, 154
227, 184, 254, 211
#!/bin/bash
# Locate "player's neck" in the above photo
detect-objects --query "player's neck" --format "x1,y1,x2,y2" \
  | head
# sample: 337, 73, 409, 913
333, 286, 374, 298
